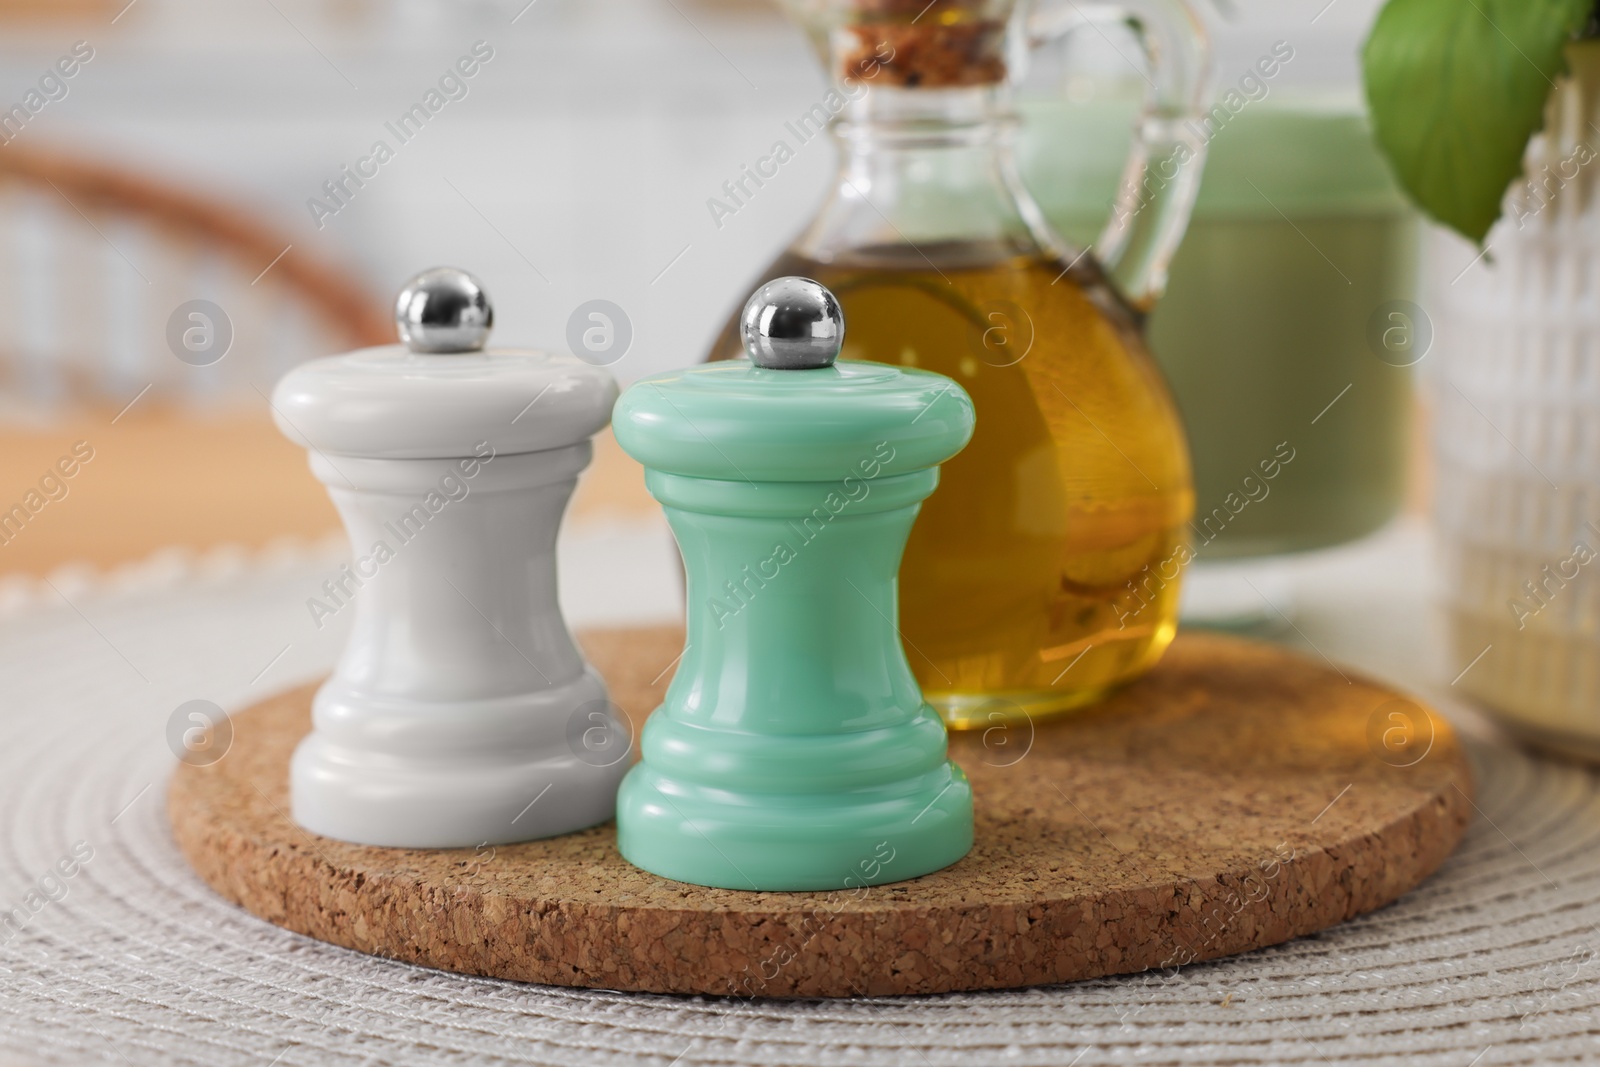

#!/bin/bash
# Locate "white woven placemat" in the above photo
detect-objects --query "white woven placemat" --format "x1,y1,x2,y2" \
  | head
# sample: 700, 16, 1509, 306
1, 535, 1597, 1067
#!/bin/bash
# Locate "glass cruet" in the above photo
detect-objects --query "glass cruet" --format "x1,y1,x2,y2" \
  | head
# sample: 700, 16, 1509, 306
708, 0, 1211, 728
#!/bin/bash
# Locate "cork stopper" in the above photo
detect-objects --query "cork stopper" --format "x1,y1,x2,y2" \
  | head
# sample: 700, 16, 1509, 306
834, 0, 1010, 88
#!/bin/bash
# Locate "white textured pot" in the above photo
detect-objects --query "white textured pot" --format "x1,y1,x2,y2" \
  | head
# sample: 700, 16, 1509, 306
1436, 42, 1600, 757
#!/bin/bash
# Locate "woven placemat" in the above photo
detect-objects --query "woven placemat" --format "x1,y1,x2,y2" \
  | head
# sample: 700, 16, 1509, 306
0, 552, 1595, 1065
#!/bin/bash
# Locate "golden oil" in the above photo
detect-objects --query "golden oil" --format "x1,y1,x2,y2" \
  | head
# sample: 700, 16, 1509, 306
711, 242, 1193, 727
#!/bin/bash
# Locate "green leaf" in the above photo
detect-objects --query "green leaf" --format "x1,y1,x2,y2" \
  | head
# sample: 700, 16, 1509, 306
1362, 0, 1592, 244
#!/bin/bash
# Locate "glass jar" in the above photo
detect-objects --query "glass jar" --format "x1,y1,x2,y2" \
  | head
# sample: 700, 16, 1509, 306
708, 0, 1210, 727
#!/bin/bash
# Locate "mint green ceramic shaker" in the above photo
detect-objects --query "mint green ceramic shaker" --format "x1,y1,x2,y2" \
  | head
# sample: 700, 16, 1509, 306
612, 277, 976, 892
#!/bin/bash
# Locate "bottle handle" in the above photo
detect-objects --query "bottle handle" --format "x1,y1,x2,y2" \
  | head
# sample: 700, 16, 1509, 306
1028, 0, 1211, 312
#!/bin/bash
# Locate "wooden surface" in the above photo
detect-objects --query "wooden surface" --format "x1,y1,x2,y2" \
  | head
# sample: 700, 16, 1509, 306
0, 414, 653, 577
169, 627, 1473, 998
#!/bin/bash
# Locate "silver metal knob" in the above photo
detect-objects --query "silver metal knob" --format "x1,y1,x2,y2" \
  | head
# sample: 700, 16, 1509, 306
740, 277, 844, 370
396, 267, 493, 354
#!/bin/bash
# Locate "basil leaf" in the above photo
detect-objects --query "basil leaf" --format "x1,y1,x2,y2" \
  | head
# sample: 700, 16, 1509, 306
1362, 0, 1592, 244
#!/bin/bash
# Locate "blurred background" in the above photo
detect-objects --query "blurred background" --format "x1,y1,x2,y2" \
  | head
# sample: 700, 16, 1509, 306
0, 0, 1405, 567
0, 0, 1392, 379
0, 0, 1508, 716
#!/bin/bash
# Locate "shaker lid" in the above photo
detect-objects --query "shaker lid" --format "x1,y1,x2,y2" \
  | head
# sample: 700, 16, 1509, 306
271, 268, 617, 460
614, 278, 973, 482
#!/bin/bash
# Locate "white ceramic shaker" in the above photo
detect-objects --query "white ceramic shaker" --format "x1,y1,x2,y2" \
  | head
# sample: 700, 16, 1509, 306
271, 267, 627, 847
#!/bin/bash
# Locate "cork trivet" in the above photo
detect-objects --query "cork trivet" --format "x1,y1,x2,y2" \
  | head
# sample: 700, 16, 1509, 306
169, 628, 1472, 999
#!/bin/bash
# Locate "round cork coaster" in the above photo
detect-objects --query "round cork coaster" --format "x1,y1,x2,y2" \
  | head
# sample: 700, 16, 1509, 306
168, 628, 1472, 999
